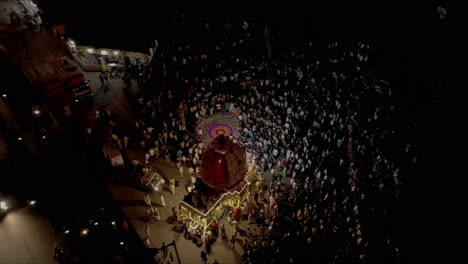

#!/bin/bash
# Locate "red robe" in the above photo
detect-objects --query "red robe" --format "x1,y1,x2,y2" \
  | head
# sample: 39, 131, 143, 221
234, 208, 241, 221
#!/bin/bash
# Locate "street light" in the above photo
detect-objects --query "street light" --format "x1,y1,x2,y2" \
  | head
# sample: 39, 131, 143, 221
64, 230, 70, 234
33, 109, 41, 116
17, 137, 23, 141
81, 229, 89, 236
29, 200, 37, 205
120, 242, 124, 245
2, 94, 6, 98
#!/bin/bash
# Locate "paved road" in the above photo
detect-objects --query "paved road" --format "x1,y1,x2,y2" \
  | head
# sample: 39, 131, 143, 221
80, 66, 263, 263
77, 67, 244, 262
78, 72, 139, 130
2, 21, 256, 262
1, 21, 153, 263
0, 28, 68, 166
0, 26, 63, 264
0, 206, 56, 263
107, 159, 251, 264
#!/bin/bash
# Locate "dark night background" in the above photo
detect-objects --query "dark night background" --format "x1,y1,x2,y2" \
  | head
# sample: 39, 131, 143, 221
35, 0, 462, 262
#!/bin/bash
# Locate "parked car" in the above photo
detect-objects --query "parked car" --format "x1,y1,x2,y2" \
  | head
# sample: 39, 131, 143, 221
140, 167, 165, 192
102, 143, 124, 168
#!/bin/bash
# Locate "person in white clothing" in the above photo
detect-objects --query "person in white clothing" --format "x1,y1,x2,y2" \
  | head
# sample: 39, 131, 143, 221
170, 177, 176, 195
145, 237, 152, 247
144, 193, 152, 207
123, 136, 129, 147
179, 166, 184, 178
188, 167, 195, 176
145, 225, 151, 237
145, 153, 150, 164
160, 193, 166, 207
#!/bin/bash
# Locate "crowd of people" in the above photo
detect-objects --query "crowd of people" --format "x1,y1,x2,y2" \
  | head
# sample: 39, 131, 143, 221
100, 16, 416, 263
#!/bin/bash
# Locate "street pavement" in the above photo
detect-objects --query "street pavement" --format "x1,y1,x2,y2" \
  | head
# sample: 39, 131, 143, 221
0, 26, 68, 264
1, 23, 156, 262
0, 28, 69, 165
1, 22, 269, 262
0, 206, 56, 263
1, 58, 277, 263
79, 68, 280, 264
106, 159, 247, 264
78, 71, 138, 129
79, 67, 250, 263
104, 150, 288, 264
1, 16, 160, 262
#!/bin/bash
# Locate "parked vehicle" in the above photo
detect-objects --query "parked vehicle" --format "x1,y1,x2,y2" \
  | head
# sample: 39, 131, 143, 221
102, 143, 124, 168
140, 167, 165, 192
